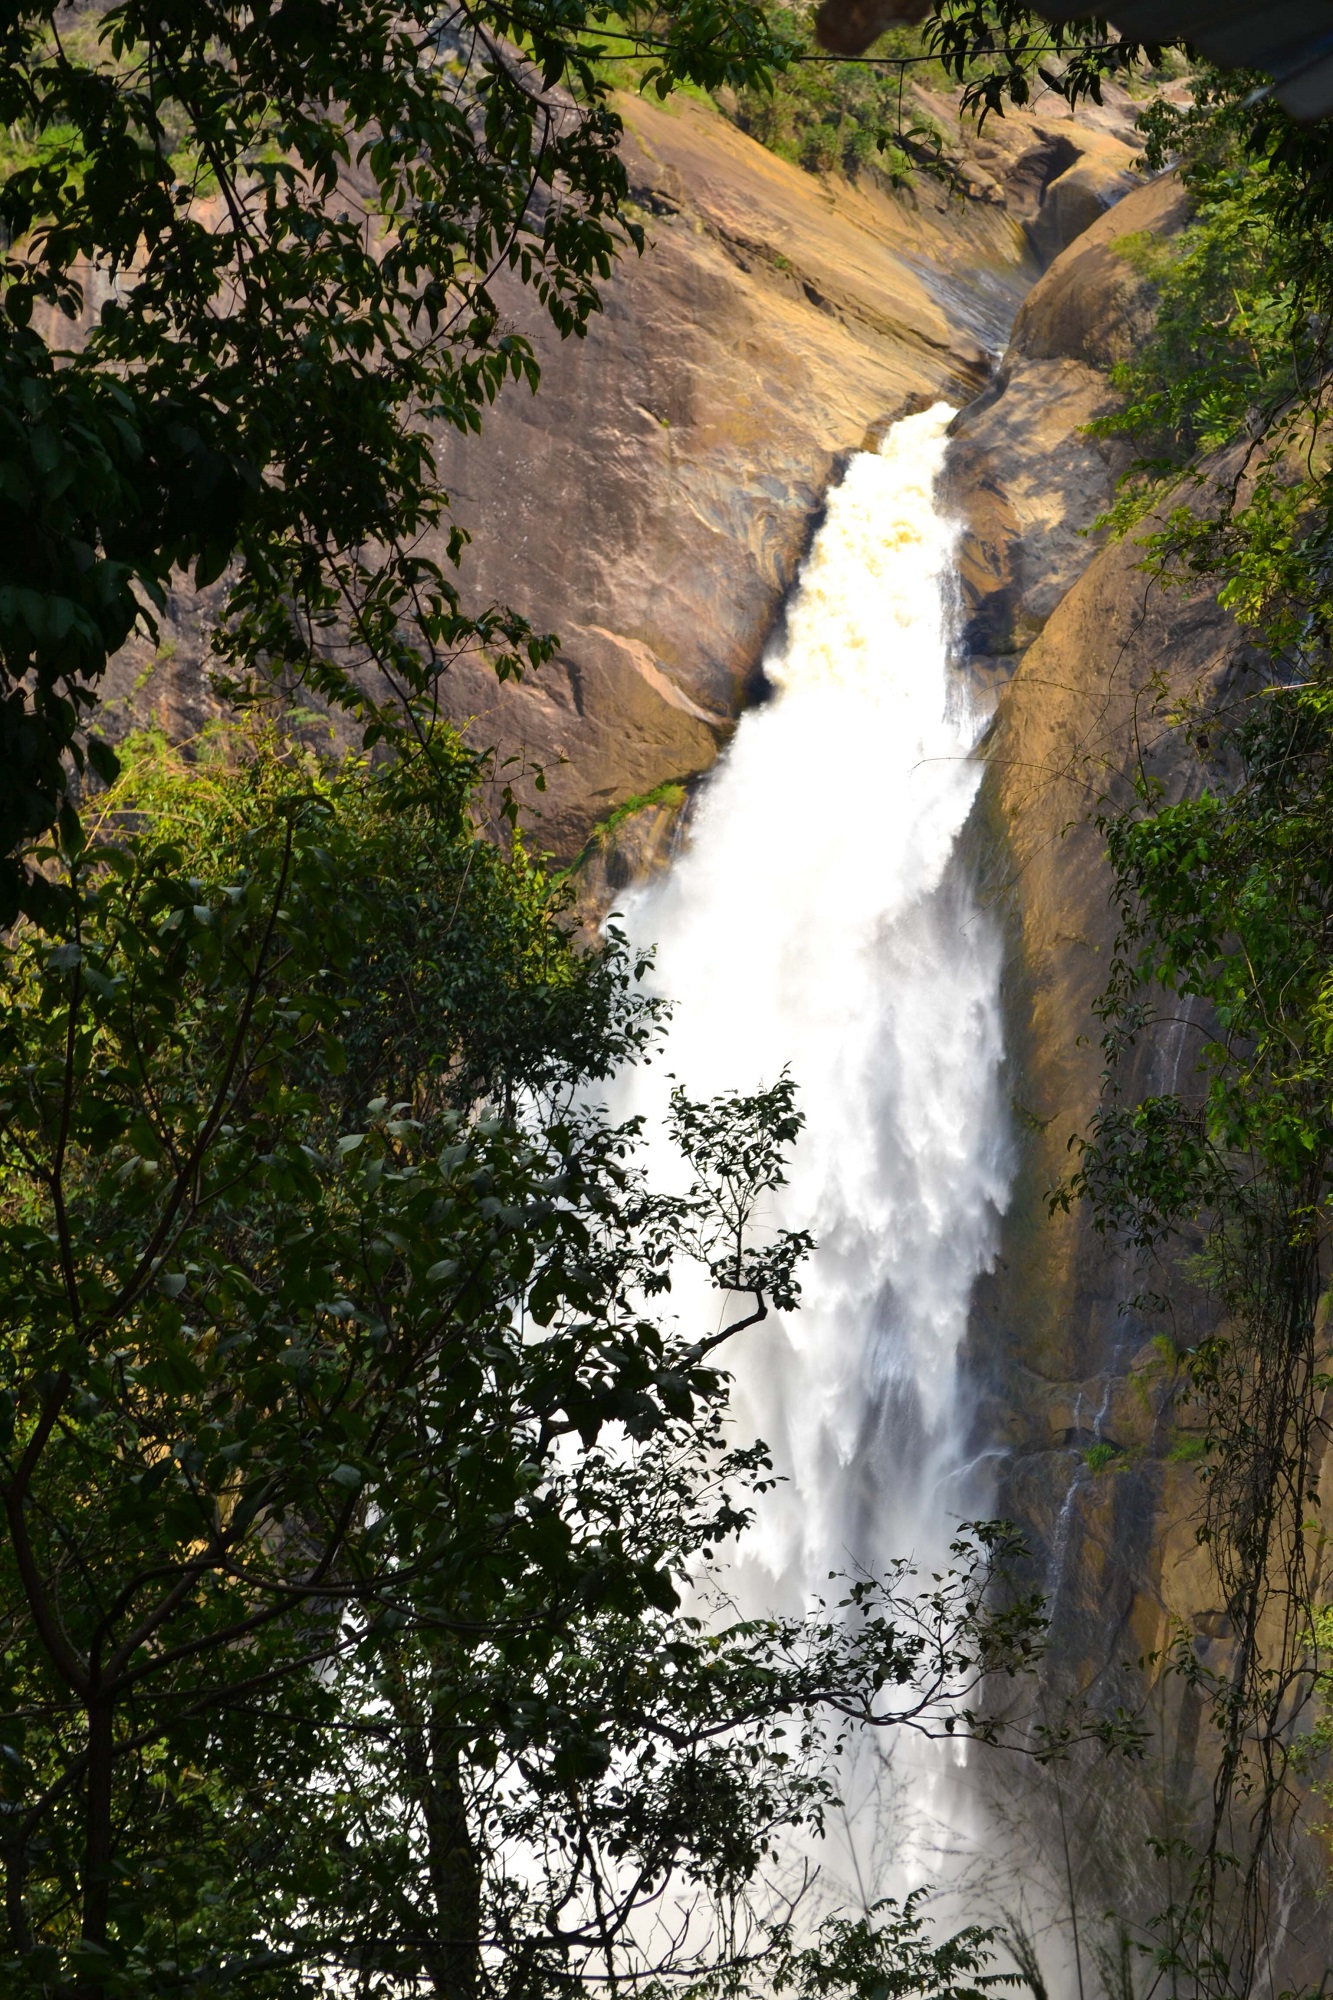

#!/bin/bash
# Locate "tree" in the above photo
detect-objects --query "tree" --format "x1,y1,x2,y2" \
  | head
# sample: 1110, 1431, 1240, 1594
0, 729, 1041, 1997
0, 0, 793, 924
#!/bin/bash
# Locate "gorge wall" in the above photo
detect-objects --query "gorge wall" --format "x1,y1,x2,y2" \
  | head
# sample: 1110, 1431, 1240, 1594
102, 83, 1140, 872
957, 175, 1331, 1974
414, 91, 1316, 1958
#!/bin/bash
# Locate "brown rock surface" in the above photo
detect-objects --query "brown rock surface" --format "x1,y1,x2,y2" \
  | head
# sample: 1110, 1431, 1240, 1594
426, 91, 1039, 857
968, 408, 1331, 1974
427, 91, 1156, 858
1009, 166, 1193, 368
925, 86, 1140, 256
945, 170, 1190, 662
945, 355, 1119, 653
945, 150, 1331, 1973
975, 527, 1255, 1408
963, 504, 1281, 1943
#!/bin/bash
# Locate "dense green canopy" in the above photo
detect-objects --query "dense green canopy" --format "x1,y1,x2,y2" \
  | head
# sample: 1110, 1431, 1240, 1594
0, 731, 1040, 1994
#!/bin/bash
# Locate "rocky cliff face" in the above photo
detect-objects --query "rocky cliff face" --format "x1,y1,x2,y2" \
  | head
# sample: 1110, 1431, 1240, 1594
116, 77, 1222, 1707
465, 112, 1292, 1948
956, 177, 1332, 1972
423, 90, 1138, 863
105, 86, 1139, 873
962, 173, 1223, 1588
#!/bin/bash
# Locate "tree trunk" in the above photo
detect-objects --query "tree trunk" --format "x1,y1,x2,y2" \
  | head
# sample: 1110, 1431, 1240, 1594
79, 1691, 114, 1997
423, 1721, 482, 2000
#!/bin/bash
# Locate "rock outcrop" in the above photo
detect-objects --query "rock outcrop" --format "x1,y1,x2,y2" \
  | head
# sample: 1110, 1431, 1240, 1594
964, 477, 1333, 1984
954, 165, 1230, 1692
944, 169, 1190, 661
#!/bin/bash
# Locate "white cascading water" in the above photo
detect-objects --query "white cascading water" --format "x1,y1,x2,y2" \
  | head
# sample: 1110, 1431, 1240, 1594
612, 403, 1014, 1912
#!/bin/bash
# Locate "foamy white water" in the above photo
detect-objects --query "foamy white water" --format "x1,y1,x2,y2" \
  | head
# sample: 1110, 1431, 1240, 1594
613, 404, 1013, 1906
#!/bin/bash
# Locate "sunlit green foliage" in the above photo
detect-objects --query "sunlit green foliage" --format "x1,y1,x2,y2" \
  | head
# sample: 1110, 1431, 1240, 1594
718, 9, 948, 182
109, 729, 652, 1117
1089, 178, 1308, 531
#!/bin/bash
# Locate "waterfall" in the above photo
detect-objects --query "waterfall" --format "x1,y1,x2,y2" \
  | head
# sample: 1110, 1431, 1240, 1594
613, 404, 1014, 1912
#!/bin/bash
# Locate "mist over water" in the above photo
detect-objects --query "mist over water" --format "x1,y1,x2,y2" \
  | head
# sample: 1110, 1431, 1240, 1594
612, 405, 1015, 1908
